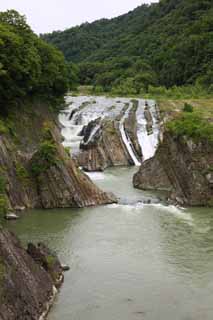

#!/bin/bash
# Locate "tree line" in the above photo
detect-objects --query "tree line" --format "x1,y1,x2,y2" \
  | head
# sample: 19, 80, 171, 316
42, 0, 213, 94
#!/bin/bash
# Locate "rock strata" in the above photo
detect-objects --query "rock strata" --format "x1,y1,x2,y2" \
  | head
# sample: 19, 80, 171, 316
133, 132, 213, 206
0, 105, 116, 213
78, 105, 141, 171
0, 228, 63, 320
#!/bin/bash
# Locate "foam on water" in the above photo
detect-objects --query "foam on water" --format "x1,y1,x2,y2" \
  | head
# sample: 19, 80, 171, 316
84, 171, 106, 181
149, 203, 194, 225
107, 202, 193, 224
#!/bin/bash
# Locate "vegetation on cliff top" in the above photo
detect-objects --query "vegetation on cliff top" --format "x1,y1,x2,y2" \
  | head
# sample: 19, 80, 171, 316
166, 108, 213, 144
42, 0, 213, 95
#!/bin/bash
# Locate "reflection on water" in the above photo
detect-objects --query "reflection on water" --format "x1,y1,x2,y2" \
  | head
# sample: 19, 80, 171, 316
4, 167, 213, 320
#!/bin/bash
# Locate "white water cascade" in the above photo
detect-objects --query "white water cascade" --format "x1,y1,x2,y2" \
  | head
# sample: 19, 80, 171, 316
119, 105, 141, 166
59, 96, 129, 155
136, 100, 160, 161
59, 96, 160, 164
82, 124, 101, 146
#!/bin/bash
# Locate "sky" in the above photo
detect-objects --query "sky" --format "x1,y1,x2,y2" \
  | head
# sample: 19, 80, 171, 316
0, 0, 158, 34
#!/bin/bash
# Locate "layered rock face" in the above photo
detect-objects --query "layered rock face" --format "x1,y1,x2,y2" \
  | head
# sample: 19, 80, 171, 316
0, 103, 116, 214
78, 113, 136, 171
0, 228, 63, 320
133, 132, 213, 206
60, 97, 159, 172
30, 128, 116, 208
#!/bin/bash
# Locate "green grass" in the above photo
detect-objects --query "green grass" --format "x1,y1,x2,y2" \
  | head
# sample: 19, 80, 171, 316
158, 99, 213, 120
74, 85, 213, 100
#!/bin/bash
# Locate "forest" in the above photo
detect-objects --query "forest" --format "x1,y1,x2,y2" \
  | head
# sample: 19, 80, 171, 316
42, 0, 213, 95
0, 10, 70, 115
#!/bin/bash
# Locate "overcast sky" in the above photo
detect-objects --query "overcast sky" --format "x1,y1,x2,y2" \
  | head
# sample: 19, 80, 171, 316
0, 0, 158, 34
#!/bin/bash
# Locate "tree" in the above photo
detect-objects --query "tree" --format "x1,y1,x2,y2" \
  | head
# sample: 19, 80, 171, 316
0, 10, 69, 114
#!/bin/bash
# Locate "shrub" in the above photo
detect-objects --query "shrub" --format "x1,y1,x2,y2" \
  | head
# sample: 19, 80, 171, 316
0, 120, 8, 135
167, 113, 213, 144
183, 103, 193, 113
64, 147, 71, 157
15, 163, 29, 182
31, 141, 58, 176
0, 195, 7, 216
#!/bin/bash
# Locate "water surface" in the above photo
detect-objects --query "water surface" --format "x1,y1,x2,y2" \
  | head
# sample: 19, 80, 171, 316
4, 167, 213, 320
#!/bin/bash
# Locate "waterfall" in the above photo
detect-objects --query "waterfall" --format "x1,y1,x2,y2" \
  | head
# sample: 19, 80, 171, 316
59, 97, 159, 162
136, 100, 160, 161
119, 105, 141, 166
81, 124, 101, 146
59, 96, 129, 155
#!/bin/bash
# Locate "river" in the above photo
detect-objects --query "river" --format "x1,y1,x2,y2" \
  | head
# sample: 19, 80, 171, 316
4, 167, 213, 320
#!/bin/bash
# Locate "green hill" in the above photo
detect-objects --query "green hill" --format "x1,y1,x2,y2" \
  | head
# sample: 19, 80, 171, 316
42, 0, 213, 93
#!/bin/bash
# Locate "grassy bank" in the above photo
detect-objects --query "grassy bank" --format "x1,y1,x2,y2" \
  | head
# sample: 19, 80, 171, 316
158, 99, 213, 120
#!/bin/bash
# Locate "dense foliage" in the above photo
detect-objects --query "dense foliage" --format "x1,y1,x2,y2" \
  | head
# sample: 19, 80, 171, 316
0, 10, 70, 114
167, 112, 213, 144
42, 0, 213, 93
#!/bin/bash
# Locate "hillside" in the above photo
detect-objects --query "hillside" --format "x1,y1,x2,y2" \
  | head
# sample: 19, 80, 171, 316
42, 0, 213, 92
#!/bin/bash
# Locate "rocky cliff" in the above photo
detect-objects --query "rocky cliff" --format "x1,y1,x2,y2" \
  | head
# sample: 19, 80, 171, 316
78, 118, 133, 171
77, 102, 141, 171
133, 132, 213, 206
0, 228, 63, 320
0, 103, 116, 215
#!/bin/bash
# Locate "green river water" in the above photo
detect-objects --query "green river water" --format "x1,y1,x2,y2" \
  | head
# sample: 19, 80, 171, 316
4, 167, 213, 320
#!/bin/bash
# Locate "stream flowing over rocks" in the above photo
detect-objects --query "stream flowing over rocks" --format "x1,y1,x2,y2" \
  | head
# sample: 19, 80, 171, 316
59, 96, 160, 171
60, 95, 213, 207
1, 95, 212, 320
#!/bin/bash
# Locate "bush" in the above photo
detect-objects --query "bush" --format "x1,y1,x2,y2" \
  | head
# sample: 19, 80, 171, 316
64, 147, 71, 157
0, 120, 8, 135
0, 195, 7, 215
183, 103, 194, 113
93, 85, 104, 94
31, 139, 58, 176
15, 163, 29, 182
167, 113, 213, 144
